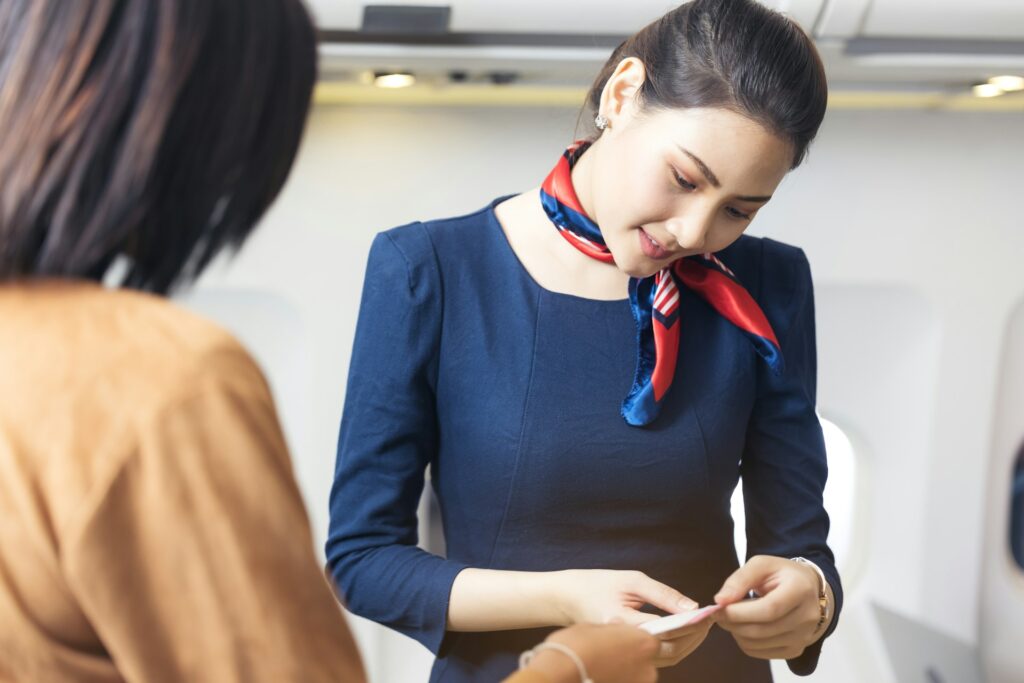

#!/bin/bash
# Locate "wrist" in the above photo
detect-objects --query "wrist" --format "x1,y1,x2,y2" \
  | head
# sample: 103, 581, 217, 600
520, 641, 593, 683
821, 580, 836, 632
525, 648, 582, 683
548, 570, 577, 626
518, 570, 575, 627
789, 557, 831, 636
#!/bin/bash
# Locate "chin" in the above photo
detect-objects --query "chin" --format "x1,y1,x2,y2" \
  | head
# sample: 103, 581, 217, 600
620, 258, 663, 279
608, 240, 666, 278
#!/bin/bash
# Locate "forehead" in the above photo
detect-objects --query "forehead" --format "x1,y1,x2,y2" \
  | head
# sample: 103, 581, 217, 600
640, 107, 793, 183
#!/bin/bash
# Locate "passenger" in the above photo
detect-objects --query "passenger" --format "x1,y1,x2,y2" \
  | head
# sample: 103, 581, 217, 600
0, 1, 658, 682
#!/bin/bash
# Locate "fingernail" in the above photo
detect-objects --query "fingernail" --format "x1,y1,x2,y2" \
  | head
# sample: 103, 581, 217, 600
678, 598, 698, 610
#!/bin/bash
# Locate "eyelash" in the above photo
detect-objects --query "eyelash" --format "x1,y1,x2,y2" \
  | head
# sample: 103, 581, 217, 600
671, 169, 752, 222
672, 169, 697, 192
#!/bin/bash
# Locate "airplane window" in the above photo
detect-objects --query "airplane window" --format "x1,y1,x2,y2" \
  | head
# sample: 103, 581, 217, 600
1012, 449, 1024, 571
732, 416, 857, 572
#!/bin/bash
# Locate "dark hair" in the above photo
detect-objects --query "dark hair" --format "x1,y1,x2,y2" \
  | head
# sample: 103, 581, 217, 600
0, 0, 317, 294
585, 0, 827, 168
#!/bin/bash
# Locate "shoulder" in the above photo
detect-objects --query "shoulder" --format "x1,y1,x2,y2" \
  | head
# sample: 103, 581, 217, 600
0, 283, 274, 499
56, 286, 270, 415
418, 196, 511, 250
380, 196, 510, 260
718, 234, 809, 276
369, 196, 510, 290
718, 234, 812, 301
0, 283, 259, 383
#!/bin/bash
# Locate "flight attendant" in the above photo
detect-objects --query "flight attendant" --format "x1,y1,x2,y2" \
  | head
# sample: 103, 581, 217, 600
327, 0, 842, 680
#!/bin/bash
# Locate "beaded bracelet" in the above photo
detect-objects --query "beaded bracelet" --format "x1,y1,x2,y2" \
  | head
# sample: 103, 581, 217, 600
518, 642, 593, 683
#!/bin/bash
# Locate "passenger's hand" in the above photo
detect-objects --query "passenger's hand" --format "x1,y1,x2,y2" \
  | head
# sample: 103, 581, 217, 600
713, 555, 830, 660
645, 618, 714, 668
551, 569, 698, 628
525, 623, 659, 683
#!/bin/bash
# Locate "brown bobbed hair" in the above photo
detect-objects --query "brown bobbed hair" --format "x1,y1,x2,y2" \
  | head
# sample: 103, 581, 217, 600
0, 0, 317, 293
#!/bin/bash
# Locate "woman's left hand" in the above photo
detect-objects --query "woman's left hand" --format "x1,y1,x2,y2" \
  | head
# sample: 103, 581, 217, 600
711, 555, 830, 661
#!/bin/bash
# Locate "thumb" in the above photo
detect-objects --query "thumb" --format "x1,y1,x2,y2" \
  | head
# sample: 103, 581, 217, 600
630, 575, 698, 613
714, 558, 770, 605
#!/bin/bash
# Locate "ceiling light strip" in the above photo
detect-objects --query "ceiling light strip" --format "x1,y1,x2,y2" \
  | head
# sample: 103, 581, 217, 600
313, 83, 1024, 111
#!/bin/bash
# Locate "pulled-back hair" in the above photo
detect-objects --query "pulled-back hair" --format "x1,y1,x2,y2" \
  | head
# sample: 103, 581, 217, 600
0, 0, 317, 293
585, 0, 828, 168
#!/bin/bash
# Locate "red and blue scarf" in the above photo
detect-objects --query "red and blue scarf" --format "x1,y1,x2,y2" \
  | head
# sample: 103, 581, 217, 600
540, 140, 784, 426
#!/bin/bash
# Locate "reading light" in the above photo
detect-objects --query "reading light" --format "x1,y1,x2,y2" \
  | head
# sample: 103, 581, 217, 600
374, 72, 416, 89
988, 75, 1024, 92
973, 83, 1005, 98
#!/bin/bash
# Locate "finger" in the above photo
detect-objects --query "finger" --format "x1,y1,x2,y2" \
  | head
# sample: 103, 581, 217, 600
655, 618, 714, 641
724, 616, 798, 640
654, 641, 698, 665
717, 580, 804, 625
662, 628, 706, 650
714, 556, 775, 605
658, 635, 697, 658
652, 631, 707, 666
720, 593, 815, 638
716, 598, 802, 634
733, 629, 801, 650
736, 643, 806, 661
629, 574, 698, 613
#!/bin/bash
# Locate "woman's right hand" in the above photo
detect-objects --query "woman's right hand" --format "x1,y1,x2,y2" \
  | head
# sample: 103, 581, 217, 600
548, 569, 710, 669
525, 623, 659, 683
450, 567, 708, 668
551, 569, 698, 627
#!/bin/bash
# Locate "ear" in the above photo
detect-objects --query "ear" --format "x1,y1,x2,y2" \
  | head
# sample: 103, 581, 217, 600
598, 57, 647, 130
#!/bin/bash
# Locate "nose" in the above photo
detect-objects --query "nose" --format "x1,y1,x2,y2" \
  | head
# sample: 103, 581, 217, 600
665, 209, 713, 251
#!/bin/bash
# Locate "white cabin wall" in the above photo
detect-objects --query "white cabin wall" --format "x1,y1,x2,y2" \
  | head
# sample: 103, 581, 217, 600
184, 103, 1024, 681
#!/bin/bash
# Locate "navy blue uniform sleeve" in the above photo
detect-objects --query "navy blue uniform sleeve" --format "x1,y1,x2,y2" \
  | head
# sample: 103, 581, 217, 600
740, 239, 843, 675
326, 225, 468, 654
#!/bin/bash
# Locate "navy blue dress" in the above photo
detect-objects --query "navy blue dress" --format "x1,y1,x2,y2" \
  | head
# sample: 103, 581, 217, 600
327, 197, 842, 682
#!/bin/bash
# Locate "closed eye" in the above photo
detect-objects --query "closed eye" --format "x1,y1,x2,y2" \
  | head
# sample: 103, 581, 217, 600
673, 164, 754, 221
726, 207, 752, 221
672, 168, 696, 191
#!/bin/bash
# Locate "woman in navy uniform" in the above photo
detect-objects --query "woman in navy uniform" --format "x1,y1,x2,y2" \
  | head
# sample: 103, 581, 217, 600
327, 0, 841, 680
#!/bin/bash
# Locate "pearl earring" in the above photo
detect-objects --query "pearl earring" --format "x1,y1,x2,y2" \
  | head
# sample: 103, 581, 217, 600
594, 114, 609, 131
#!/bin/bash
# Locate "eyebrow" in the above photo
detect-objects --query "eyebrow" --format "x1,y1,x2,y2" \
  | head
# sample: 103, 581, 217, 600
677, 145, 774, 204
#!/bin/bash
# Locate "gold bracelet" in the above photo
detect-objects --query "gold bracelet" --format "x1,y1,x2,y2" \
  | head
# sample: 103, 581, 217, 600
790, 557, 829, 634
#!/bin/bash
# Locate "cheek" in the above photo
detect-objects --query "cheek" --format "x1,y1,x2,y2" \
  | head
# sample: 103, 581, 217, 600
593, 172, 632, 231
593, 137, 678, 237
601, 169, 671, 230
705, 219, 751, 253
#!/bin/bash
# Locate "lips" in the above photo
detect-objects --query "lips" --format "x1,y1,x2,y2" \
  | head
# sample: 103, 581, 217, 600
638, 228, 674, 260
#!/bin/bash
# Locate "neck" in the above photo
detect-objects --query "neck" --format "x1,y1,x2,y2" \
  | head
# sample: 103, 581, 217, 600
569, 139, 600, 222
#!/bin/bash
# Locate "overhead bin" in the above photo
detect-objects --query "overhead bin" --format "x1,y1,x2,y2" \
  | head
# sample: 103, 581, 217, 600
310, 0, 824, 35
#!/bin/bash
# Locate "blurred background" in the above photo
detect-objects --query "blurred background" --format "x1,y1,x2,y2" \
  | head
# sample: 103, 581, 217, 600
181, 1, 1024, 680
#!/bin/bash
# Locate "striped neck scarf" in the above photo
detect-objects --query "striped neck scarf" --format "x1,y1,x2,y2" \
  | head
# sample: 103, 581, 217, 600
539, 140, 784, 426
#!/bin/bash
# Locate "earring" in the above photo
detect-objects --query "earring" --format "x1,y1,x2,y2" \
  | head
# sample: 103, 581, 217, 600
594, 114, 609, 131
